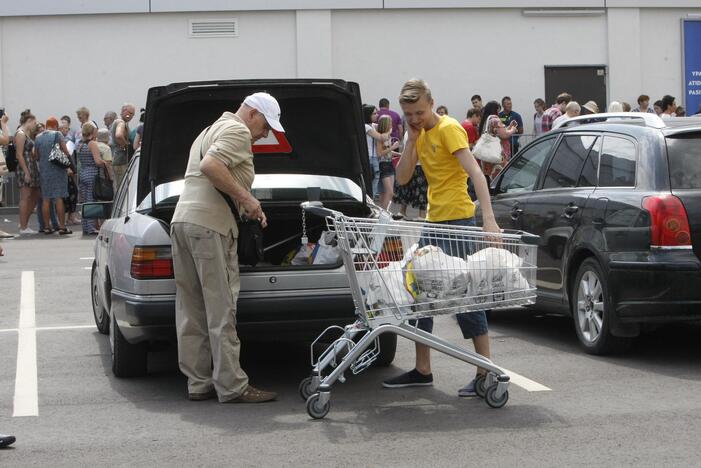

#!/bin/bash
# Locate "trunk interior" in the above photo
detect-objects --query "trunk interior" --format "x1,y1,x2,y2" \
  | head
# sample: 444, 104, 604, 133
148, 199, 371, 269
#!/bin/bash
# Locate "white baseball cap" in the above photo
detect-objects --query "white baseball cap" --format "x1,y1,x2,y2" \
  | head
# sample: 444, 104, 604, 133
243, 92, 284, 132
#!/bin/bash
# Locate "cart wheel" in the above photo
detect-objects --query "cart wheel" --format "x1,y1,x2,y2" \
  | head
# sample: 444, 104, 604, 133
474, 374, 487, 399
306, 393, 331, 420
298, 376, 317, 402
485, 384, 509, 409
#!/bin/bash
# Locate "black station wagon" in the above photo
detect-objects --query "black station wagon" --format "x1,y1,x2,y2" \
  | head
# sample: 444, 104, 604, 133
485, 113, 701, 354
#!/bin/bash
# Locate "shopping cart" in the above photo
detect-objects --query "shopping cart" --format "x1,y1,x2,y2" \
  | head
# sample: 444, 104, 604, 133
298, 201, 538, 419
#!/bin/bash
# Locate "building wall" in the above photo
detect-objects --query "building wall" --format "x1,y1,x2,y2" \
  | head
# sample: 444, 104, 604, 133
0, 6, 699, 132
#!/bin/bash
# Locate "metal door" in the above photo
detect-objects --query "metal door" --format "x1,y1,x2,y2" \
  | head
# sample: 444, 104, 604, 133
545, 66, 607, 112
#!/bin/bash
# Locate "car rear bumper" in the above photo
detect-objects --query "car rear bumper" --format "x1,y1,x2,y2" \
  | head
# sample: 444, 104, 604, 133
609, 255, 701, 323
111, 289, 356, 344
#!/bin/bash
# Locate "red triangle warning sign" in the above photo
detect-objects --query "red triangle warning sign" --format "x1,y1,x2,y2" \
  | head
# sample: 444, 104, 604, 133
253, 130, 292, 154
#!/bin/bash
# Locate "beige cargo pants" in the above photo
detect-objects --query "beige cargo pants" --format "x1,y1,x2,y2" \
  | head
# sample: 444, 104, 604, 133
171, 222, 249, 401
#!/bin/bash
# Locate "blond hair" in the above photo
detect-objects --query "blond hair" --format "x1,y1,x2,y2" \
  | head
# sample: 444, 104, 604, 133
377, 115, 392, 134
81, 121, 97, 140
399, 79, 432, 105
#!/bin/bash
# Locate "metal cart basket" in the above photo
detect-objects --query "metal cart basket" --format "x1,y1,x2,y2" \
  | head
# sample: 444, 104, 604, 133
299, 202, 539, 419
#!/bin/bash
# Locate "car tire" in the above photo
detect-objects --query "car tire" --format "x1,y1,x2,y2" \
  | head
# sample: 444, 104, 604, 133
111, 311, 148, 378
91, 263, 110, 335
374, 332, 397, 367
571, 258, 632, 355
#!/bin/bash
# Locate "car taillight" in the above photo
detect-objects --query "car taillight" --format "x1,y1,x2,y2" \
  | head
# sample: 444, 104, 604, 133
642, 195, 692, 248
131, 246, 174, 279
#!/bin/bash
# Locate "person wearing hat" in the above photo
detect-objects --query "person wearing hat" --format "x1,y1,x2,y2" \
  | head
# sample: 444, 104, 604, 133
170, 92, 283, 404
581, 101, 600, 115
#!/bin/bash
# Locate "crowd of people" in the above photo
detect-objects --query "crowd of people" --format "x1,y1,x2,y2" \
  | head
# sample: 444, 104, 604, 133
364, 91, 699, 213
0, 104, 144, 237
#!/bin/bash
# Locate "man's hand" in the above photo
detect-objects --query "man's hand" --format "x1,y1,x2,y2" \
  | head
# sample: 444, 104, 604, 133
406, 123, 421, 143
482, 215, 501, 234
1, 114, 8, 124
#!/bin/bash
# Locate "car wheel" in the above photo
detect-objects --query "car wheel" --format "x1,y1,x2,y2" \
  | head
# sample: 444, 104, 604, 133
374, 332, 397, 367
91, 262, 110, 334
571, 258, 631, 355
111, 310, 148, 378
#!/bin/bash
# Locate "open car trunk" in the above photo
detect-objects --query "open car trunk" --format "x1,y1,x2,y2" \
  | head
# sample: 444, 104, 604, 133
145, 197, 371, 270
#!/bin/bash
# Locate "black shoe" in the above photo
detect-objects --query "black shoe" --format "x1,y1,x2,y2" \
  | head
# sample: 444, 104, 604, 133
382, 369, 433, 388
0, 434, 16, 448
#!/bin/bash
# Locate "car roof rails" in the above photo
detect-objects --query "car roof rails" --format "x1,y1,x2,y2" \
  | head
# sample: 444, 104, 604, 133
554, 112, 666, 130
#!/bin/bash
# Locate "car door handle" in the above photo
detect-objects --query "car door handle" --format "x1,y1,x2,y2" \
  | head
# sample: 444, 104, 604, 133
561, 205, 579, 219
510, 207, 523, 220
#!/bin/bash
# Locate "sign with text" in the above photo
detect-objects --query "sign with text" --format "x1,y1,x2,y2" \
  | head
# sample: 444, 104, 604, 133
683, 20, 701, 116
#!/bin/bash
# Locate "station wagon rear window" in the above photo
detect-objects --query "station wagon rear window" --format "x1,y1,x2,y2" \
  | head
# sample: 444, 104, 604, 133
667, 133, 701, 189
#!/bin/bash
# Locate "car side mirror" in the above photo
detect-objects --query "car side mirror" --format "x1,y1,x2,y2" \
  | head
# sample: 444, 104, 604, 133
82, 201, 113, 220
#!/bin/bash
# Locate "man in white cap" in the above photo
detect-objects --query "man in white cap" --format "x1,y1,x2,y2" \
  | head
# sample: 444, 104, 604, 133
170, 92, 283, 403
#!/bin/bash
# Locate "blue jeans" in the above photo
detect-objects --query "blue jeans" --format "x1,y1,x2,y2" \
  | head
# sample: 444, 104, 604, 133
370, 156, 380, 197
410, 217, 489, 339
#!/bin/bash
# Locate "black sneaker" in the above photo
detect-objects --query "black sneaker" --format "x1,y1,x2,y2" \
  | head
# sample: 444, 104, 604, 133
382, 369, 433, 388
0, 434, 16, 448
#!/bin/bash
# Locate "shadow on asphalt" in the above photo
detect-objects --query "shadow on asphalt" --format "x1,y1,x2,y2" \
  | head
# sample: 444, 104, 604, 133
489, 307, 701, 380
91, 331, 567, 436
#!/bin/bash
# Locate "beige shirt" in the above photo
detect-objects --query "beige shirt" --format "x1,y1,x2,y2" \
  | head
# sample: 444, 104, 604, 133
97, 142, 112, 162
171, 112, 255, 236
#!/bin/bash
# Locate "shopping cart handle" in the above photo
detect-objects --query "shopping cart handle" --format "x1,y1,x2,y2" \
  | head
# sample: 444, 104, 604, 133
300, 201, 339, 218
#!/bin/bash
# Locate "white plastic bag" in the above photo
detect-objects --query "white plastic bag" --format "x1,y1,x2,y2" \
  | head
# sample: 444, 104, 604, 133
406, 245, 469, 299
312, 231, 340, 265
362, 261, 415, 311
465, 247, 524, 304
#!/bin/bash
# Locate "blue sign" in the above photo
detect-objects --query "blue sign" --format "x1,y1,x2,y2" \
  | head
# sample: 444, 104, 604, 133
683, 20, 701, 116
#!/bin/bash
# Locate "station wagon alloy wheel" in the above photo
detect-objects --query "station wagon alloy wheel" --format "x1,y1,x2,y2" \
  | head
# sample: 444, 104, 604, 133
577, 271, 604, 344
572, 258, 632, 355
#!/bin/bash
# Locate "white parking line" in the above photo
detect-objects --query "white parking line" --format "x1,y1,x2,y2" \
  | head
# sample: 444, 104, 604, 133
80, 257, 94, 260
0, 324, 95, 333
502, 367, 551, 392
82, 267, 91, 270
13, 271, 38, 417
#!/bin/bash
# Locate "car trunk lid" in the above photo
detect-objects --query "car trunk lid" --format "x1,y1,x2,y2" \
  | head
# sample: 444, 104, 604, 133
137, 79, 371, 206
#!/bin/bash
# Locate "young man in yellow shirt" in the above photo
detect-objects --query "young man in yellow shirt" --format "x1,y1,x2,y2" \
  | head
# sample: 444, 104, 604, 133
383, 79, 501, 397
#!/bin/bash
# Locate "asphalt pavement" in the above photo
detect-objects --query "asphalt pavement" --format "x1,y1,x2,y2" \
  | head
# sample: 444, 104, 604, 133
2, 214, 701, 466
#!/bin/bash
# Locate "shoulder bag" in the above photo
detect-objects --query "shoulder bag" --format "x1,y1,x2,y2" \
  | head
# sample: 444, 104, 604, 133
4, 140, 18, 172
199, 126, 264, 266
472, 116, 504, 164
94, 166, 114, 201
48, 132, 72, 168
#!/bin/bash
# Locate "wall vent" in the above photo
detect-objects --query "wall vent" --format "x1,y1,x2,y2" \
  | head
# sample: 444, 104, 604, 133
189, 18, 238, 38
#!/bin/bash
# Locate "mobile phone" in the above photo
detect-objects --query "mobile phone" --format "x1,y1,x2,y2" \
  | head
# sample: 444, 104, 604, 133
0, 108, 4, 118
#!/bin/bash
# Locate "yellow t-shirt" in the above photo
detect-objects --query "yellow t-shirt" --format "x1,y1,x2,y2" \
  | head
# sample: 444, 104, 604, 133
416, 115, 475, 222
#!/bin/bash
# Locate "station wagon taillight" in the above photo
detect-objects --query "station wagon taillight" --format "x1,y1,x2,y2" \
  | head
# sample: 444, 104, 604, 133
131, 246, 174, 279
642, 195, 692, 248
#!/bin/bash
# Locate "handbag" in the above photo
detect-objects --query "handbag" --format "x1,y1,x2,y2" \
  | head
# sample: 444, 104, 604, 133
94, 167, 114, 201
4, 142, 18, 172
472, 116, 504, 164
199, 126, 264, 266
48, 133, 72, 168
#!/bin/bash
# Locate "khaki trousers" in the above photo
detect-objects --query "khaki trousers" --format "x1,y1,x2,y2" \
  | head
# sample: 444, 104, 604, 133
171, 222, 248, 401
112, 164, 127, 193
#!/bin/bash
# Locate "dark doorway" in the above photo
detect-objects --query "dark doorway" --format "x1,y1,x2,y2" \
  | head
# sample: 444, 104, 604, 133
544, 66, 607, 112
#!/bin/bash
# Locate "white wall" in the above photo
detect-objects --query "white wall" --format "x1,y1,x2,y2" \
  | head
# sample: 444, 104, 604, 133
0, 12, 297, 129
332, 8, 608, 132
0, 6, 699, 133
